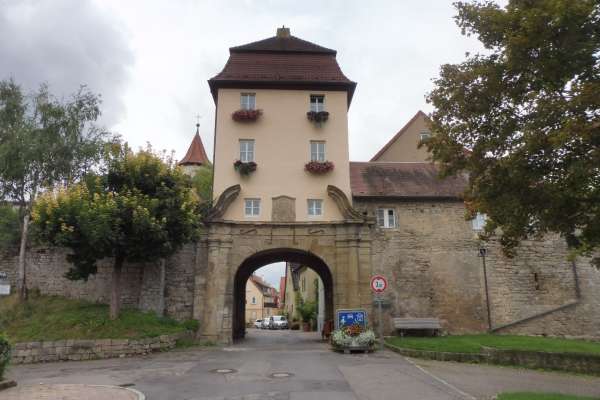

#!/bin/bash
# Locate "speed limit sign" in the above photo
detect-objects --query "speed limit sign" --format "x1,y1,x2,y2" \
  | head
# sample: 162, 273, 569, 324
370, 275, 387, 293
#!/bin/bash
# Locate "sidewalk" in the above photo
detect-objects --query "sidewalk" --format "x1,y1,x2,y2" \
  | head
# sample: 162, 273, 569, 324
2, 383, 144, 400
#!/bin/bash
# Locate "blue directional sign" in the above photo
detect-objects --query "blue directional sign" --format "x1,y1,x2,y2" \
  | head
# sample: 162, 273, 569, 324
336, 309, 367, 329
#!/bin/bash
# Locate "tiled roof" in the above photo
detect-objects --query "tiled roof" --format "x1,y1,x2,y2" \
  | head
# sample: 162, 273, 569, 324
350, 162, 467, 199
208, 30, 356, 104
179, 128, 210, 166
230, 34, 336, 54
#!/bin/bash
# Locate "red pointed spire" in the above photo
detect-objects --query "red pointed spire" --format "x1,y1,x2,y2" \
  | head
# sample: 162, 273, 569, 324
179, 124, 210, 166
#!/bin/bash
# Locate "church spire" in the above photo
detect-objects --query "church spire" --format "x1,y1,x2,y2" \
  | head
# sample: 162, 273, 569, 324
179, 122, 210, 167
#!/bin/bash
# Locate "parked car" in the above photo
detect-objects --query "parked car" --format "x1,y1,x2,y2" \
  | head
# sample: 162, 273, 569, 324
253, 319, 263, 328
261, 316, 272, 329
271, 315, 288, 329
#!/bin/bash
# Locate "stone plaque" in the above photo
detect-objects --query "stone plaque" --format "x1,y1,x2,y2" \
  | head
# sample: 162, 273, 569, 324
271, 196, 296, 222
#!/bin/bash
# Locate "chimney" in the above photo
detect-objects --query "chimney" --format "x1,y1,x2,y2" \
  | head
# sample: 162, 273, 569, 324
276, 26, 290, 38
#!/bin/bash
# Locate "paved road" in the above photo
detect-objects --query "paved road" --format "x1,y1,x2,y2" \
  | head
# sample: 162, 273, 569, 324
7, 330, 600, 400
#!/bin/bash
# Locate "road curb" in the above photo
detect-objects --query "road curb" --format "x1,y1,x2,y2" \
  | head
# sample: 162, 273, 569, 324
89, 385, 146, 400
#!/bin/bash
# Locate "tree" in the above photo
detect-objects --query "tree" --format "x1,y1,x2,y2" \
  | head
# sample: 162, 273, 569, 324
0, 204, 20, 252
424, 1, 600, 262
191, 164, 213, 218
32, 145, 200, 319
0, 80, 111, 299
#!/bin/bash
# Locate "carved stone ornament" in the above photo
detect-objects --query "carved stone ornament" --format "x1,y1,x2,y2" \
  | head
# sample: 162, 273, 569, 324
327, 185, 364, 221
205, 184, 241, 221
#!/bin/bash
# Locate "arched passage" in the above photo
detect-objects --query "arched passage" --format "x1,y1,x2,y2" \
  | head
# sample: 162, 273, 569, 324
233, 248, 334, 340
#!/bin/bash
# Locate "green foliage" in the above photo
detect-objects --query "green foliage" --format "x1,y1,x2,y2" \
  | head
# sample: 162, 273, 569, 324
385, 334, 600, 355
191, 165, 213, 218
0, 204, 19, 251
297, 299, 317, 323
33, 144, 200, 281
0, 334, 10, 381
0, 79, 111, 207
424, 1, 600, 260
0, 294, 196, 342
497, 393, 598, 400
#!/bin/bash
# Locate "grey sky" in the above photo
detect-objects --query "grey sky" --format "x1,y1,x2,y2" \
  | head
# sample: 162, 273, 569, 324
254, 262, 285, 291
1, 0, 488, 162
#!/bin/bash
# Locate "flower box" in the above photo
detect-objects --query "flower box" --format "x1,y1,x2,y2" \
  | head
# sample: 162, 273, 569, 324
233, 160, 257, 176
307, 111, 329, 124
331, 325, 376, 353
232, 109, 262, 122
305, 160, 334, 174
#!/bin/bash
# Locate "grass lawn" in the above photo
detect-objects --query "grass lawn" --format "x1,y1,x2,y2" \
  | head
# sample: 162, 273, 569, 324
497, 393, 600, 400
385, 334, 600, 355
0, 294, 198, 342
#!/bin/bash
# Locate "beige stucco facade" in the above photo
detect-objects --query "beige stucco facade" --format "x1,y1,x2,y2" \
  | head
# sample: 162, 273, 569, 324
371, 111, 432, 162
245, 279, 264, 324
212, 88, 352, 222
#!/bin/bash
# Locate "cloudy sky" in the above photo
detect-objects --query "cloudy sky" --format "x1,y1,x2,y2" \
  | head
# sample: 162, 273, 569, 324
1, 0, 492, 288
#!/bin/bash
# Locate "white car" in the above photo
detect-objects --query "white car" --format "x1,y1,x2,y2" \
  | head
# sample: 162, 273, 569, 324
253, 319, 263, 328
271, 315, 288, 329
261, 316, 273, 329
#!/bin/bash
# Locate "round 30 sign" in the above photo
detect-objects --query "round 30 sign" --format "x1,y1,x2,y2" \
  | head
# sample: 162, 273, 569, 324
370, 275, 387, 293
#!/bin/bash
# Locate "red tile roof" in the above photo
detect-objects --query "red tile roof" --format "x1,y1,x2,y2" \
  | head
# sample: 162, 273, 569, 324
179, 126, 210, 166
371, 110, 428, 161
350, 162, 467, 199
208, 30, 356, 105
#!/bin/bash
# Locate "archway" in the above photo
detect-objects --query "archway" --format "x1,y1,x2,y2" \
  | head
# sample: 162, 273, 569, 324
233, 248, 334, 341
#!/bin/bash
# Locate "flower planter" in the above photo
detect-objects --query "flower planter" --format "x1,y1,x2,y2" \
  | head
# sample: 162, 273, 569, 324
232, 109, 262, 122
302, 322, 312, 332
305, 160, 334, 174
233, 160, 257, 176
331, 325, 376, 353
307, 111, 329, 124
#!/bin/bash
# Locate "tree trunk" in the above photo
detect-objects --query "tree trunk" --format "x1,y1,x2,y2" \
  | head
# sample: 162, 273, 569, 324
17, 213, 30, 301
157, 259, 166, 317
110, 257, 124, 320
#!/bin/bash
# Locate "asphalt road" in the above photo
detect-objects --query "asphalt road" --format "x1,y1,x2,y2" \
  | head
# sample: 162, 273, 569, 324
7, 330, 600, 400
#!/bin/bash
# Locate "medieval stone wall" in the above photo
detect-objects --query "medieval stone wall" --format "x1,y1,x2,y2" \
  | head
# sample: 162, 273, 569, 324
0, 244, 199, 321
354, 198, 600, 339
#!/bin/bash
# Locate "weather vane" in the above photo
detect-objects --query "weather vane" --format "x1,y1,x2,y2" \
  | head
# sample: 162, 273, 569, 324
195, 114, 202, 128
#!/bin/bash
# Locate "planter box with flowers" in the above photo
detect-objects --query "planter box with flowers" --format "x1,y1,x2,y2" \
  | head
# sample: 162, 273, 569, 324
233, 160, 257, 176
305, 160, 334, 175
232, 109, 262, 122
331, 324, 376, 353
307, 111, 329, 125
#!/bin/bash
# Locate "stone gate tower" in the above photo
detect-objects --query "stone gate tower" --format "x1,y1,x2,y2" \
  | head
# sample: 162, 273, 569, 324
197, 27, 373, 342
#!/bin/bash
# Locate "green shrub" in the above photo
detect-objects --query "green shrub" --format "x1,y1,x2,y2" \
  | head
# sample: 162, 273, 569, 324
0, 334, 10, 381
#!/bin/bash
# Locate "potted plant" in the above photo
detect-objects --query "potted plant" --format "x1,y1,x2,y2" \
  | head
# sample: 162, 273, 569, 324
233, 160, 257, 176
305, 160, 334, 174
331, 324, 376, 352
307, 111, 329, 125
297, 300, 317, 332
232, 109, 262, 122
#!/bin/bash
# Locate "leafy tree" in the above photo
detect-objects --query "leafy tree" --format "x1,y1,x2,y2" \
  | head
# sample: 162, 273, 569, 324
424, 1, 600, 262
0, 204, 20, 252
191, 164, 213, 217
0, 80, 111, 299
33, 145, 200, 319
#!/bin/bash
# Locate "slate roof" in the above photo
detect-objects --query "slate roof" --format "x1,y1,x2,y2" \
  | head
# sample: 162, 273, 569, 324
350, 162, 468, 199
208, 29, 356, 104
179, 127, 210, 166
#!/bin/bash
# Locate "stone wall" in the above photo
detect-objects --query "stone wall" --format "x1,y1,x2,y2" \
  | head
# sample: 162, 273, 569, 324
354, 199, 600, 338
11, 332, 190, 364
0, 244, 200, 321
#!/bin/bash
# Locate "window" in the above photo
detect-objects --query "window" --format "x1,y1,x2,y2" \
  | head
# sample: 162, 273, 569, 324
472, 212, 487, 231
239, 139, 255, 162
302, 277, 306, 292
310, 95, 325, 112
244, 199, 260, 217
307, 199, 323, 216
240, 93, 256, 110
419, 131, 432, 141
377, 208, 396, 228
310, 141, 325, 162
251, 296, 256, 304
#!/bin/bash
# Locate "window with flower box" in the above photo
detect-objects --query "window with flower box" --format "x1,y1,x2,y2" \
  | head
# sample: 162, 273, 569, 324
239, 139, 255, 162
240, 93, 256, 110
310, 95, 325, 112
310, 141, 325, 162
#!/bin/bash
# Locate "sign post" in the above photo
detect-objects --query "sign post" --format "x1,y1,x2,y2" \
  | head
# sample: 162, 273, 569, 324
370, 275, 388, 350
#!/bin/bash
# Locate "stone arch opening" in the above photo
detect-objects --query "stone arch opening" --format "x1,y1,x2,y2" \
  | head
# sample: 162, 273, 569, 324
233, 248, 334, 340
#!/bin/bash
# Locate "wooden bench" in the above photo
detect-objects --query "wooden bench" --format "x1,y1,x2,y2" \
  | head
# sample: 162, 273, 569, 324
393, 318, 442, 336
